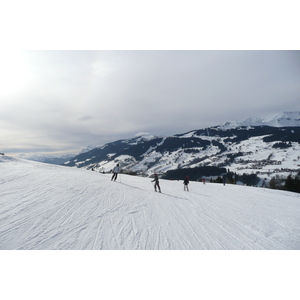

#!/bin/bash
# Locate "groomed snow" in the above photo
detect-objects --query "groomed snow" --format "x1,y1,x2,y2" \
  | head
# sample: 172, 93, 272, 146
1, 156, 299, 250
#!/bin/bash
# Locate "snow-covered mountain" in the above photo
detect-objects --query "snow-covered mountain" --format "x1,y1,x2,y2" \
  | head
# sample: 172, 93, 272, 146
1, 155, 299, 250
79, 145, 98, 154
63, 111, 300, 181
18, 153, 75, 165
219, 111, 300, 129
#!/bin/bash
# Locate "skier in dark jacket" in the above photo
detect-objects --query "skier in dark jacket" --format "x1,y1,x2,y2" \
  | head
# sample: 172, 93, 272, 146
152, 173, 161, 193
223, 175, 226, 186
183, 176, 189, 191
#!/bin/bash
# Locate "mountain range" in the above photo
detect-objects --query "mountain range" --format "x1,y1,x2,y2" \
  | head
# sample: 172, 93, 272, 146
18, 153, 75, 165
218, 111, 300, 129
62, 111, 300, 181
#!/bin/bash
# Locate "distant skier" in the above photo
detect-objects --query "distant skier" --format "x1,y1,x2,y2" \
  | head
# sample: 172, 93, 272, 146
152, 173, 161, 193
183, 176, 189, 191
202, 177, 206, 184
111, 164, 120, 181
222, 175, 226, 186
262, 178, 267, 188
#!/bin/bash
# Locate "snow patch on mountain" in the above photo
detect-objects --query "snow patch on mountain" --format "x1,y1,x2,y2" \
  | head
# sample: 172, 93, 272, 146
134, 132, 156, 141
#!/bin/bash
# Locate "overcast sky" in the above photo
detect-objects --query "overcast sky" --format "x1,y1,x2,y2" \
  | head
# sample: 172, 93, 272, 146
1, 50, 300, 157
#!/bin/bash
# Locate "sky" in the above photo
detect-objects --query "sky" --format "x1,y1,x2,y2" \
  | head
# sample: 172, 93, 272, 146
1, 50, 300, 157
1, 1, 300, 158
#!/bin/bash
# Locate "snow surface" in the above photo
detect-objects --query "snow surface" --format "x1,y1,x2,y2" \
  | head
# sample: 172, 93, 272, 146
1, 155, 300, 250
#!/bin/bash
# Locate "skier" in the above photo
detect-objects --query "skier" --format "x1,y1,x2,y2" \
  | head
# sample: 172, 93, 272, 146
111, 164, 120, 181
202, 177, 206, 184
222, 175, 226, 186
183, 176, 189, 191
152, 173, 161, 193
262, 178, 267, 188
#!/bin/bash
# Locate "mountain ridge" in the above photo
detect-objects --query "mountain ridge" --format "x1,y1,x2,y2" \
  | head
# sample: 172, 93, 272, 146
217, 111, 300, 129
63, 111, 300, 181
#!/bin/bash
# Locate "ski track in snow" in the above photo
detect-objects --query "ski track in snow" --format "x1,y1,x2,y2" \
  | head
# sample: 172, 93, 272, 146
1, 157, 300, 250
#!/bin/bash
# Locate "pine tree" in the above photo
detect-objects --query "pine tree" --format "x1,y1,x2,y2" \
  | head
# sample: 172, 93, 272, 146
215, 176, 223, 183
295, 176, 300, 193
284, 174, 295, 192
284, 174, 300, 193
269, 177, 277, 189
227, 172, 234, 184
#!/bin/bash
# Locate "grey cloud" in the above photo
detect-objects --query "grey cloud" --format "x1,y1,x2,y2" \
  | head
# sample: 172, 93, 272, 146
78, 115, 94, 122
2, 50, 300, 156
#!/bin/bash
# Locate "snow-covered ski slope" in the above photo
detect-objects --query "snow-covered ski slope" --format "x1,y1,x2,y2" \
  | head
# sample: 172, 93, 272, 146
1, 156, 299, 250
